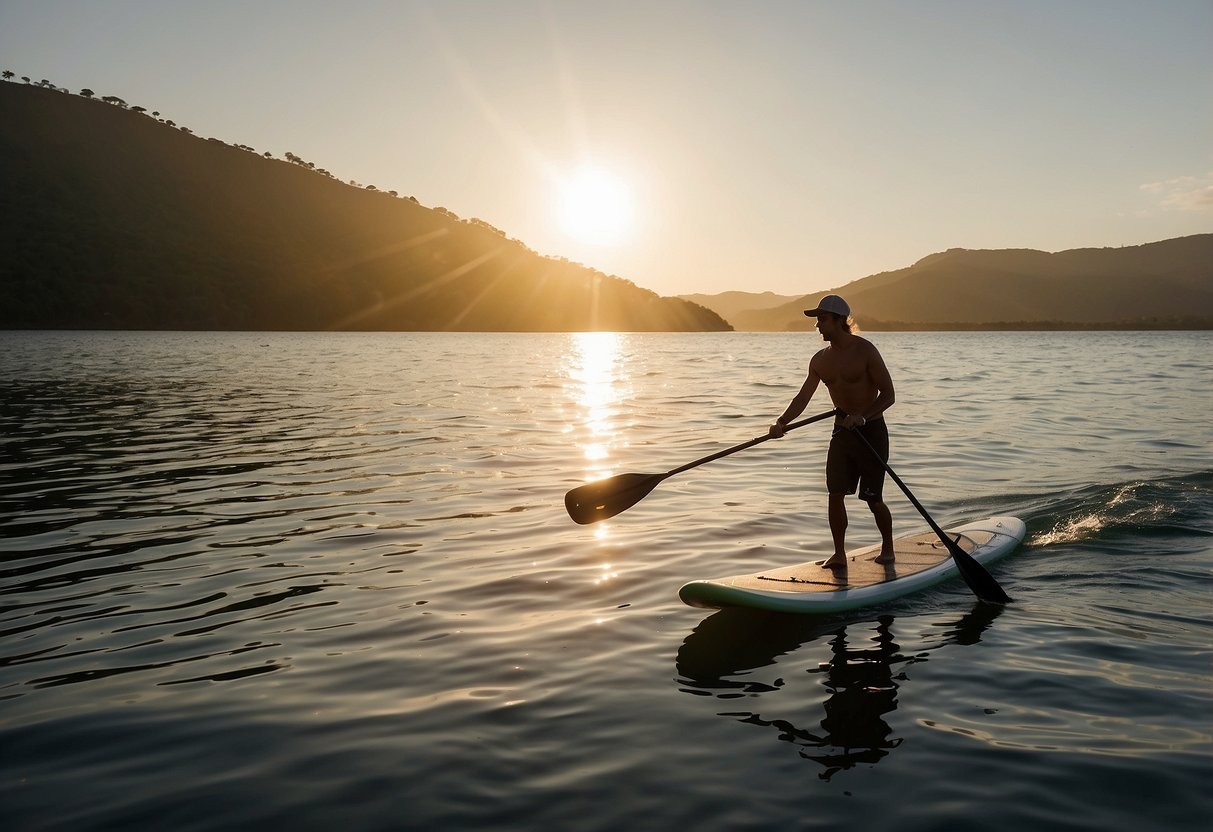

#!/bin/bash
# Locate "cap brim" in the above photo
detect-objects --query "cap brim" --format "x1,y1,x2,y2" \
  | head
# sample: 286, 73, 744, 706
804, 308, 823, 317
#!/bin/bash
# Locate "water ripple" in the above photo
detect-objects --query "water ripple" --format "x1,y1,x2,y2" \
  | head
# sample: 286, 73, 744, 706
1, 331, 1211, 831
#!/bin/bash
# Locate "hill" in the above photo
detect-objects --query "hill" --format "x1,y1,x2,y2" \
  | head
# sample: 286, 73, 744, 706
0, 81, 728, 332
677, 291, 799, 323
732, 236, 1213, 331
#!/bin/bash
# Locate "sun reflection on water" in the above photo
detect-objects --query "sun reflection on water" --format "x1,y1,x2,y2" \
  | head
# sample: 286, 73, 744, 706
567, 331, 627, 480
566, 331, 629, 562
593, 564, 620, 585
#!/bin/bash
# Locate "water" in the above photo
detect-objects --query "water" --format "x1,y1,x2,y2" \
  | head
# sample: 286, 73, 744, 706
2, 330, 1210, 831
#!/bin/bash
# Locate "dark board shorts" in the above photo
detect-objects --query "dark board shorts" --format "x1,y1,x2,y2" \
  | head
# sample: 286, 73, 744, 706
826, 418, 889, 502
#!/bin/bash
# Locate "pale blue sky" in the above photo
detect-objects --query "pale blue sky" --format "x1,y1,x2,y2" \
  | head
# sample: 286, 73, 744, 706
3, 1, 1210, 296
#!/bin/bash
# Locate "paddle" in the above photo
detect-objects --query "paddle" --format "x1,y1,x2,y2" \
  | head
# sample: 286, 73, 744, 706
849, 427, 1012, 604
564, 409, 838, 525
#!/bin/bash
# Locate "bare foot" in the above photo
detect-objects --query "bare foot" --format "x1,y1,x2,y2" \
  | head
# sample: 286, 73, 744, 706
873, 551, 895, 565
821, 555, 848, 570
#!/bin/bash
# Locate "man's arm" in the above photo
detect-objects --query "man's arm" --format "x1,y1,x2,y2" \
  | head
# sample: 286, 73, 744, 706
770, 361, 821, 437
863, 346, 895, 420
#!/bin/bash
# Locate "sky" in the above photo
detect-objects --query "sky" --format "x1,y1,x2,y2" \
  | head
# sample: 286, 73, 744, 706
2, 0, 1210, 297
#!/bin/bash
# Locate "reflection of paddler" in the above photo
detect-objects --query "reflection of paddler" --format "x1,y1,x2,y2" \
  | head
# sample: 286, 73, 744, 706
805, 616, 901, 776
674, 603, 1004, 779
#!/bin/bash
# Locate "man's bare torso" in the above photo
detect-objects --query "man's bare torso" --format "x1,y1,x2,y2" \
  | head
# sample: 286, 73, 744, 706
811, 337, 883, 417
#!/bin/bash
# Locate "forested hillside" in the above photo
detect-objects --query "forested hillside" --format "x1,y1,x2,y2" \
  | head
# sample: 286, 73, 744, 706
0, 81, 728, 331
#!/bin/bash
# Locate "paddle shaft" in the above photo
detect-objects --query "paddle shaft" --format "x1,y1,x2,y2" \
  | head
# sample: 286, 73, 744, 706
563, 408, 838, 524
847, 425, 1012, 604
666, 409, 838, 477
849, 429, 949, 541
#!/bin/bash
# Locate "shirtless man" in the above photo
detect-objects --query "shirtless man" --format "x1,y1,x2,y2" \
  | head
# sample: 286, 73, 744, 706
768, 295, 896, 569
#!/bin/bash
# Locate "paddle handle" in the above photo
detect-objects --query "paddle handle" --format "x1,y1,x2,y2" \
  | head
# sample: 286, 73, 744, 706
666, 409, 837, 478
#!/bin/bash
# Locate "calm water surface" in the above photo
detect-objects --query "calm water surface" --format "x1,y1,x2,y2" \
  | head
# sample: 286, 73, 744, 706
2, 331, 1211, 831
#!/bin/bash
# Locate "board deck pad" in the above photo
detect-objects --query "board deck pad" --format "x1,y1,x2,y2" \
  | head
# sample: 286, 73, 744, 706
737, 530, 993, 594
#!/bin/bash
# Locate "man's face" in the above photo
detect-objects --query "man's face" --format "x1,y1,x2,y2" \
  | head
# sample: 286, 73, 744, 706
816, 313, 843, 341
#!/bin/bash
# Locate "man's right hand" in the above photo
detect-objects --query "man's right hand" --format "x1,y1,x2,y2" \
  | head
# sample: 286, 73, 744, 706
768, 421, 786, 438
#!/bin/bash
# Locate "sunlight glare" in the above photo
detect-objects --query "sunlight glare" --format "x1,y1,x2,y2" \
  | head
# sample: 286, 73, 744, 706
557, 166, 634, 246
584, 443, 609, 461
571, 332, 623, 467
566, 331, 629, 543
571, 332, 623, 451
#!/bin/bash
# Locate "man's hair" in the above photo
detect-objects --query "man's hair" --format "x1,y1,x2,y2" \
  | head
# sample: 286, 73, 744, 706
823, 312, 854, 333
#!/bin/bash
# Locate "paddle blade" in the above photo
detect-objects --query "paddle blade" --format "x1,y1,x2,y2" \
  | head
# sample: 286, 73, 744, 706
565, 473, 665, 525
945, 538, 1012, 604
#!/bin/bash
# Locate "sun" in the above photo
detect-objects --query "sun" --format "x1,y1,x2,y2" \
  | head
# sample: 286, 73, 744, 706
556, 166, 635, 247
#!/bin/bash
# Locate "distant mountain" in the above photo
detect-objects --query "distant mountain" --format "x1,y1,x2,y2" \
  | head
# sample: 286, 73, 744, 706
677, 291, 799, 324
0, 82, 728, 332
734, 236, 1213, 331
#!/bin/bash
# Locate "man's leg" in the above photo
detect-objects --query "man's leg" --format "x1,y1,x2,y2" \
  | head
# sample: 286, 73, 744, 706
869, 499, 895, 563
822, 493, 848, 569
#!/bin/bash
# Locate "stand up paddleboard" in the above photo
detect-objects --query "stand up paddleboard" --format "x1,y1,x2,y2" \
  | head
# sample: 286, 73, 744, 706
679, 516, 1025, 614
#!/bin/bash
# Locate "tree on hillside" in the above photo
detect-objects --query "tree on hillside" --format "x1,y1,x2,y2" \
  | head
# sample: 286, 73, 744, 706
80, 88, 95, 98
3, 71, 15, 81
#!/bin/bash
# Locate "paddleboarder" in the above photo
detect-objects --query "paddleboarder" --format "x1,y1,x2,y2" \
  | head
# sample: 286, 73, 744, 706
769, 295, 896, 569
